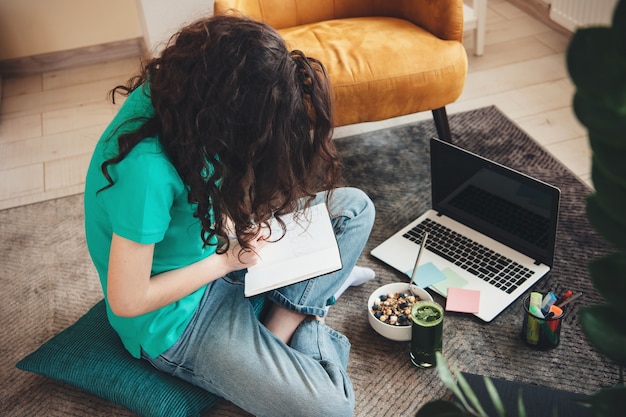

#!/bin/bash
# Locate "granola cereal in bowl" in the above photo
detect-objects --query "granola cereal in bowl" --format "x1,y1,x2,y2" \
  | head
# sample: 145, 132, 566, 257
367, 282, 433, 341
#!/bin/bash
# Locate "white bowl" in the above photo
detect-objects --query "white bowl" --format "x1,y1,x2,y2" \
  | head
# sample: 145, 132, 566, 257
367, 282, 433, 341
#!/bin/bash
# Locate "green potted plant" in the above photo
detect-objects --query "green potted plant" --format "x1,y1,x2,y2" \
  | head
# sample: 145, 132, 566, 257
568, 0, 626, 413
416, 1, 626, 415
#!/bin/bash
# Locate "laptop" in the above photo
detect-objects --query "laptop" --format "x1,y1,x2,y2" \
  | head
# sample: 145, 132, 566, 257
371, 137, 561, 322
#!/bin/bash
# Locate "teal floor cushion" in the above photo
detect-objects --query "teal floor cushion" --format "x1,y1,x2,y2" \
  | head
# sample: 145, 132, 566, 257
17, 296, 267, 417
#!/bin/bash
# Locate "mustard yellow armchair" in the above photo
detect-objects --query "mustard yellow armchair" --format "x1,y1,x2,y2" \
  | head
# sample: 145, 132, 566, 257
214, 0, 468, 142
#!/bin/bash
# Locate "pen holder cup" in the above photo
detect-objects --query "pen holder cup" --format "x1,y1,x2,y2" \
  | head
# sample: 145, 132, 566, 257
521, 295, 565, 350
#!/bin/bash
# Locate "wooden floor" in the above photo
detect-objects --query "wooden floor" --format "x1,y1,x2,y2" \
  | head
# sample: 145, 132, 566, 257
0, 0, 591, 211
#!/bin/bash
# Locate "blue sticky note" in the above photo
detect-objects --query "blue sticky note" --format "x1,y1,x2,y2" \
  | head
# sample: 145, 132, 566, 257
405, 262, 447, 288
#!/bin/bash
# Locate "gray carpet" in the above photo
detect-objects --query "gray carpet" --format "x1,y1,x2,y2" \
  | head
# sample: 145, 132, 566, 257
1, 106, 619, 416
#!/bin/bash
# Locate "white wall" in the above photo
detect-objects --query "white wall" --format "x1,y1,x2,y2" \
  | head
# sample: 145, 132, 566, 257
136, 0, 214, 56
0, 0, 142, 61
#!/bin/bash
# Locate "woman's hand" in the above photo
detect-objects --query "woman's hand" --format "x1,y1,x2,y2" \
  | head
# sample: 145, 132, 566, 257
220, 216, 270, 271
221, 232, 269, 271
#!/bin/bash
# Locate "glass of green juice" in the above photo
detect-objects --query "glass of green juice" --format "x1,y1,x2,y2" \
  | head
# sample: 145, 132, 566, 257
410, 300, 444, 368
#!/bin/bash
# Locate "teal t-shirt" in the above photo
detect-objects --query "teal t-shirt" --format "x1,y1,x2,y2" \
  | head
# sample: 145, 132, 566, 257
84, 84, 216, 359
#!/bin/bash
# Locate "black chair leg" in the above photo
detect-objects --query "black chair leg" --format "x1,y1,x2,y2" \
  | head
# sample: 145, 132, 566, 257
432, 107, 452, 143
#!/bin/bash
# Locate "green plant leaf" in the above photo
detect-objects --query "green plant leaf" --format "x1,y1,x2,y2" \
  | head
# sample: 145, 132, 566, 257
456, 372, 488, 417
572, 92, 626, 141
567, 29, 626, 119
436, 353, 472, 411
579, 385, 626, 417
567, 27, 626, 95
516, 389, 528, 417
483, 377, 507, 417
613, 0, 626, 54
590, 135, 626, 186
591, 165, 626, 223
589, 253, 626, 315
415, 400, 471, 417
579, 304, 626, 366
586, 196, 626, 251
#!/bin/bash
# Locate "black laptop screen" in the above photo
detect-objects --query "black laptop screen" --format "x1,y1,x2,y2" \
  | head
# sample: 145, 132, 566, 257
430, 138, 560, 266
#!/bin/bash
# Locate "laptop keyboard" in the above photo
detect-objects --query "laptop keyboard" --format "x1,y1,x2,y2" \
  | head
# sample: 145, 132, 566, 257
403, 219, 534, 294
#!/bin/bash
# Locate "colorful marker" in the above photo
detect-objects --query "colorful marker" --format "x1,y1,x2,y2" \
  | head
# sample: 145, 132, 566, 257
556, 292, 582, 308
541, 291, 558, 315
530, 303, 558, 345
546, 305, 563, 332
529, 305, 544, 319
526, 292, 543, 345
549, 304, 563, 318
555, 290, 572, 307
536, 318, 557, 345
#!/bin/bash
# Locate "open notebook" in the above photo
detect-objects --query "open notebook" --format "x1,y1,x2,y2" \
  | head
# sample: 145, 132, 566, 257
244, 202, 342, 297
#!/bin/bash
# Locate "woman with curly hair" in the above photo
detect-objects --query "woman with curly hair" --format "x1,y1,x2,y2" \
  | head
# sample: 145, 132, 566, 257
84, 14, 375, 416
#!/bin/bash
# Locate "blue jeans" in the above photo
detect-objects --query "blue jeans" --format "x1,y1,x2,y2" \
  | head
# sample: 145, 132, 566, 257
143, 187, 375, 417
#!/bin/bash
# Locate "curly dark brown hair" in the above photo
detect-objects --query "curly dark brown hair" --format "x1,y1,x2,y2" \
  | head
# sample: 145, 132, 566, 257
101, 14, 342, 253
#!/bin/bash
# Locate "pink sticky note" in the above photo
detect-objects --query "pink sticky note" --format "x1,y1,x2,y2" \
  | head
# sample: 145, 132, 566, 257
445, 287, 480, 314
